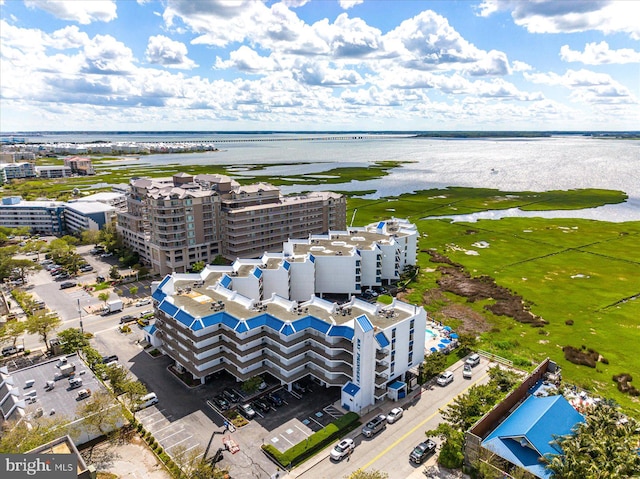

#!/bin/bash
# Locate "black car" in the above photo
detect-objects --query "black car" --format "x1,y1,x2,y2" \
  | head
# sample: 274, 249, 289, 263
120, 315, 135, 324
410, 440, 437, 464
252, 398, 270, 413
222, 388, 241, 403
213, 395, 230, 411
267, 392, 283, 407
101, 355, 119, 364
59, 281, 76, 289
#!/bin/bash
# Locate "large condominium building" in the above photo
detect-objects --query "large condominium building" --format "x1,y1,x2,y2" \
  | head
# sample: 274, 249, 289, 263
0, 197, 65, 234
117, 173, 346, 275
0, 162, 36, 183
151, 238, 426, 413
63, 156, 95, 176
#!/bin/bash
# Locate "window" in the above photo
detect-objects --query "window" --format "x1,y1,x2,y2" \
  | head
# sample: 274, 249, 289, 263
410, 319, 415, 329
392, 328, 396, 339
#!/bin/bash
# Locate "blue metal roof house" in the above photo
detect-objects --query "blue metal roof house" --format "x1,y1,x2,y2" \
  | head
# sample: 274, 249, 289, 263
482, 395, 584, 479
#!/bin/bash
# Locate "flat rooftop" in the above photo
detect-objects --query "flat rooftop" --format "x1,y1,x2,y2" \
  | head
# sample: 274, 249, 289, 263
10, 354, 108, 420
168, 273, 411, 329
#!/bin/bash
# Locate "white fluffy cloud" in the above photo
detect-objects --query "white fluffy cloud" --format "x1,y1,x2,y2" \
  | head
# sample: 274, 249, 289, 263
339, 0, 364, 9
146, 35, 197, 69
478, 0, 640, 39
525, 69, 637, 104
24, 0, 117, 24
560, 41, 640, 64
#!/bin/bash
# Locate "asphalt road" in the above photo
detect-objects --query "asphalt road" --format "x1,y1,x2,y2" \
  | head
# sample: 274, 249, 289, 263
288, 359, 492, 479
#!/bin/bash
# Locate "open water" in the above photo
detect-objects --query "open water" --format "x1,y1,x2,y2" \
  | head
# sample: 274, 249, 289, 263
21, 133, 640, 221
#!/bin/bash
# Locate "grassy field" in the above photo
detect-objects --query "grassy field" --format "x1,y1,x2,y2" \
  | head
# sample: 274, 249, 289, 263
350, 194, 640, 416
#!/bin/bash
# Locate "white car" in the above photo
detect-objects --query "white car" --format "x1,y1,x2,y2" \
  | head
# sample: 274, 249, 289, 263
136, 299, 152, 307
387, 407, 404, 424
330, 438, 354, 461
437, 371, 454, 386
463, 364, 473, 379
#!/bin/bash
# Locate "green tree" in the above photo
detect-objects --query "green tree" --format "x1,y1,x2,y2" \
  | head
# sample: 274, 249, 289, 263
57, 328, 90, 353
25, 311, 62, 352
109, 265, 121, 280
80, 229, 100, 245
7, 258, 41, 283
420, 352, 447, 383
104, 364, 130, 395
98, 292, 110, 305
173, 444, 230, 479
441, 383, 500, 431
98, 224, 122, 253
22, 239, 47, 260
73, 390, 124, 461
1, 321, 26, 350
345, 470, 389, 479
47, 238, 73, 262
426, 422, 464, 469
543, 402, 640, 479
0, 415, 71, 453
120, 380, 148, 417
191, 260, 206, 273
129, 286, 138, 295
241, 376, 264, 394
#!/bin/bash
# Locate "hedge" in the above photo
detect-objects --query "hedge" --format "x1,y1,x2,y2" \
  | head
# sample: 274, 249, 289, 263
262, 412, 360, 468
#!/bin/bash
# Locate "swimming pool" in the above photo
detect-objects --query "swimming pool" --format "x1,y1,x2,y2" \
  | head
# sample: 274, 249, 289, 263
425, 328, 437, 338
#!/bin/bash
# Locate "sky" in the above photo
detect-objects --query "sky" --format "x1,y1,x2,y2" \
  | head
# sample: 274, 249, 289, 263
1, 0, 639, 132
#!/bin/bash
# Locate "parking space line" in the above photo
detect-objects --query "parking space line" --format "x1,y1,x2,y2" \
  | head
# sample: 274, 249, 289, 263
166, 435, 193, 450
308, 416, 323, 428
295, 425, 311, 437
153, 422, 179, 435
159, 429, 187, 442
279, 434, 295, 447
289, 390, 302, 400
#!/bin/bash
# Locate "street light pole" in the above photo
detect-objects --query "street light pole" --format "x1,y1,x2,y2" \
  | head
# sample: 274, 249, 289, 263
77, 298, 84, 334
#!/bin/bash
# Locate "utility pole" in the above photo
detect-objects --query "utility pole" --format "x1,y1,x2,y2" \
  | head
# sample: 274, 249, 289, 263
77, 298, 84, 334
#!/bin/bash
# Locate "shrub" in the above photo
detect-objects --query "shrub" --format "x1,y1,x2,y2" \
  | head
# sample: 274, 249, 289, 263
565, 319, 574, 325
563, 345, 598, 368
262, 412, 360, 468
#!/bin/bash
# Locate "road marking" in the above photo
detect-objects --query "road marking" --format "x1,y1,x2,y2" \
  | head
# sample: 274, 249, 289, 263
156, 428, 185, 442
295, 425, 311, 437
166, 435, 193, 450
279, 434, 295, 447
359, 372, 490, 472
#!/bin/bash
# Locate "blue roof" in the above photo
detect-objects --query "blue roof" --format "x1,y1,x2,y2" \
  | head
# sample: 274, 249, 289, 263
245, 313, 285, 332
220, 275, 232, 288
143, 324, 157, 335
377, 221, 386, 229
159, 300, 179, 317
252, 268, 262, 279
157, 275, 171, 290
152, 288, 166, 303
281, 323, 295, 336
174, 309, 194, 327
355, 315, 374, 333
309, 254, 315, 263
291, 316, 331, 335
482, 395, 584, 479
282, 261, 290, 271
375, 332, 390, 348
342, 382, 360, 397
388, 381, 405, 390
327, 325, 354, 340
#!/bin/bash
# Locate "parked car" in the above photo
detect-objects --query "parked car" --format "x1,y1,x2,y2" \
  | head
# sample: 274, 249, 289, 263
362, 414, 387, 437
59, 281, 77, 290
135, 392, 159, 410
2, 345, 24, 356
223, 388, 241, 403
252, 398, 270, 413
463, 364, 473, 379
68, 377, 83, 389
120, 315, 135, 324
330, 438, 355, 461
76, 389, 92, 400
267, 392, 283, 407
213, 395, 230, 411
101, 355, 119, 364
410, 440, 437, 464
437, 371, 454, 386
79, 265, 94, 272
100, 252, 113, 258
139, 309, 153, 318
292, 382, 306, 394
387, 407, 404, 424
135, 298, 152, 307
466, 353, 481, 367
239, 403, 256, 419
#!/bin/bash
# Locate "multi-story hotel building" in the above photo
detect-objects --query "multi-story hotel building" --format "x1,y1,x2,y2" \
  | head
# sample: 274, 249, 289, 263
117, 173, 346, 275
152, 270, 425, 413
150, 219, 423, 412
